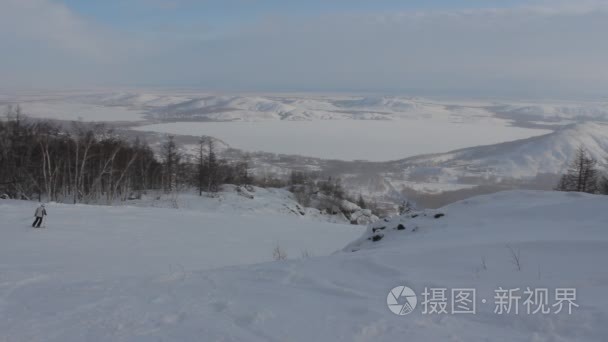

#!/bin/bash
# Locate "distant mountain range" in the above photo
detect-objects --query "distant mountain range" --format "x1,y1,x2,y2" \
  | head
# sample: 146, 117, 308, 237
80, 92, 608, 126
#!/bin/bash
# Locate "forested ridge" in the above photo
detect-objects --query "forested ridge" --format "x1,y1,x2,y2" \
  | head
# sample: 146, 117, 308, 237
0, 106, 162, 202
0, 105, 254, 203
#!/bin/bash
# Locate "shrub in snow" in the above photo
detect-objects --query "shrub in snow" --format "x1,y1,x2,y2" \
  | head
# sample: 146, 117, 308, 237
273, 244, 288, 261
349, 211, 378, 225
398, 200, 416, 215
339, 199, 360, 213
287, 175, 380, 225
206, 192, 221, 199
236, 186, 254, 199
300, 249, 312, 259
506, 244, 522, 271
344, 207, 446, 250
127, 192, 142, 200
343, 201, 379, 225
295, 205, 306, 216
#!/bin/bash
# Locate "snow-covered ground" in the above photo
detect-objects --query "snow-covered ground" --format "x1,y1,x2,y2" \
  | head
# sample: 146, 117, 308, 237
1, 190, 607, 341
123, 185, 375, 225
0, 199, 363, 282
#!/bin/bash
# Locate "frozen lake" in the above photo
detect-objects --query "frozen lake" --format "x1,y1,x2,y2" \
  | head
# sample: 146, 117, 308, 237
135, 120, 551, 161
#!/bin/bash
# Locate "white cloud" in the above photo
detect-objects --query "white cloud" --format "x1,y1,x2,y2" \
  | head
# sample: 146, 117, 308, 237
1, 0, 607, 98
0, 0, 176, 88
0, 0, 110, 60
158, 4, 606, 98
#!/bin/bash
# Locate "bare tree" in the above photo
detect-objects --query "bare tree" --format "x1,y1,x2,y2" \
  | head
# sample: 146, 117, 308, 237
273, 244, 288, 261
506, 244, 522, 271
398, 200, 415, 215
234, 155, 251, 186
206, 140, 219, 193
161, 136, 180, 194
356, 194, 367, 209
600, 175, 608, 195
196, 137, 206, 196
1, 105, 162, 203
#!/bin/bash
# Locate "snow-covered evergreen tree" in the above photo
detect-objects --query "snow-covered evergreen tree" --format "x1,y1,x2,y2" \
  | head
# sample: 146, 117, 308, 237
556, 146, 599, 193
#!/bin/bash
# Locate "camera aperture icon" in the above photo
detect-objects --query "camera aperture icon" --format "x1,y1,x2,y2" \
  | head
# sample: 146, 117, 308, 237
387, 286, 417, 315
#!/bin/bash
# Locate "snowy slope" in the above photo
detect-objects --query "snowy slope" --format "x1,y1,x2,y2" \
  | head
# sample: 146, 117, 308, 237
149, 94, 499, 122
1, 191, 607, 341
492, 102, 608, 124
92, 92, 191, 109
303, 122, 608, 201
397, 122, 608, 179
122, 185, 373, 224
0, 199, 363, 282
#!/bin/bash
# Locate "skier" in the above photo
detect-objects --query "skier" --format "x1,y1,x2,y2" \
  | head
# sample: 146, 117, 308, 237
32, 204, 47, 228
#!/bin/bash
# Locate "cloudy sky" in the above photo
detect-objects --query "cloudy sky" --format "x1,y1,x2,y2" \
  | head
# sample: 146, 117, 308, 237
1, 0, 608, 98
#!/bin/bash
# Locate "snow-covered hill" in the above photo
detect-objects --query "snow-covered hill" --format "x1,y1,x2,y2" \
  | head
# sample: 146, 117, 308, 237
492, 102, 608, 124
1, 190, 606, 341
255, 122, 607, 204
397, 122, 608, 179
9, 90, 608, 126
92, 92, 191, 109
86, 92, 608, 124
334, 122, 608, 205
131, 122, 607, 208
7, 91, 497, 123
